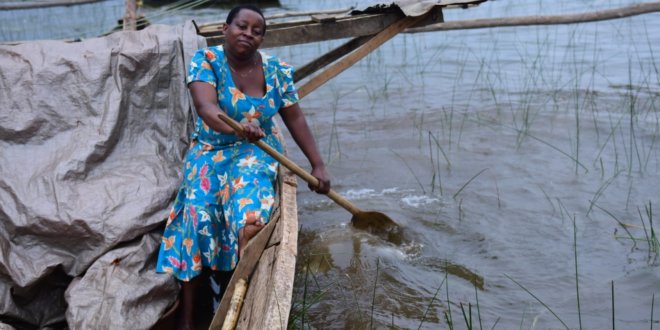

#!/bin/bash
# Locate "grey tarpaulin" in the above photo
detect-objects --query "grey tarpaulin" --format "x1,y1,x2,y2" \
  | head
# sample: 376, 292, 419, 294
0, 21, 205, 329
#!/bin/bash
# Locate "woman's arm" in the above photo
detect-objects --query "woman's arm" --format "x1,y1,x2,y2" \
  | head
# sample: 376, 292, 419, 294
279, 104, 331, 194
189, 81, 264, 141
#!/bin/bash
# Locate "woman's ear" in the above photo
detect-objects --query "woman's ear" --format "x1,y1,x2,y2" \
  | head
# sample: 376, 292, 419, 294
222, 22, 228, 34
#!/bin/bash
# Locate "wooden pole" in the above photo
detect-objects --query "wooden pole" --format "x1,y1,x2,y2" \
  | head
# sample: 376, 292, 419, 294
123, 0, 137, 31
406, 1, 660, 33
209, 211, 280, 329
221, 278, 248, 330
297, 14, 427, 99
294, 35, 371, 83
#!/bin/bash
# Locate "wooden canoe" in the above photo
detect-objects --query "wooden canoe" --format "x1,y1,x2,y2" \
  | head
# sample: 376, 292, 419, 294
208, 163, 300, 329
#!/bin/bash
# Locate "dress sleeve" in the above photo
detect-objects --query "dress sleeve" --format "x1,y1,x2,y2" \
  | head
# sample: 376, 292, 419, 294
186, 48, 218, 87
277, 61, 299, 109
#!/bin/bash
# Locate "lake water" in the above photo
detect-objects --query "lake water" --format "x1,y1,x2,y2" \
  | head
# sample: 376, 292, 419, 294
282, 1, 660, 329
3, 0, 658, 328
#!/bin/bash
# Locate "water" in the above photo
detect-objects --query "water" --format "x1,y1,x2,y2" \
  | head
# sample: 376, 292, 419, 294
283, 2, 660, 328
3, 0, 659, 328
0, 0, 123, 41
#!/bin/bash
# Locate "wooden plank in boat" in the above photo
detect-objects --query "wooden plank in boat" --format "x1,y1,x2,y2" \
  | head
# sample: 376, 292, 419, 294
234, 169, 298, 329
209, 168, 298, 329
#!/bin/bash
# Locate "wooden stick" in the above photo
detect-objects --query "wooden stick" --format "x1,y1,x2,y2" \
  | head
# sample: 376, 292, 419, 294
297, 13, 427, 99
221, 278, 248, 330
209, 209, 280, 329
216, 112, 363, 216
406, 2, 660, 33
294, 35, 371, 83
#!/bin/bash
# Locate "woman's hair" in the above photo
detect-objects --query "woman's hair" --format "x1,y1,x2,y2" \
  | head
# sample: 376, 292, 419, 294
226, 5, 267, 36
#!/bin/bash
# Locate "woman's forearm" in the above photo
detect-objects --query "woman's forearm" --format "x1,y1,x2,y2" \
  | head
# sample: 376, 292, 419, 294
279, 104, 325, 169
196, 103, 235, 135
189, 82, 236, 135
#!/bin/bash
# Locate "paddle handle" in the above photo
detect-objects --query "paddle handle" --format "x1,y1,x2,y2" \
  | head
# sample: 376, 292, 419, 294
217, 112, 362, 216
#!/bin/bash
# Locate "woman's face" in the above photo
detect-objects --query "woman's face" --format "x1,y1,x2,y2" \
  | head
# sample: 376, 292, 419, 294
223, 9, 265, 57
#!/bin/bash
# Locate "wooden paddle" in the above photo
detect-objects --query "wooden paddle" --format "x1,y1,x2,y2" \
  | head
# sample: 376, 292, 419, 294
217, 112, 400, 238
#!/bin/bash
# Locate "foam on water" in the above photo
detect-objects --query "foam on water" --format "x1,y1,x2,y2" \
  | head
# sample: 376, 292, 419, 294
400, 194, 441, 208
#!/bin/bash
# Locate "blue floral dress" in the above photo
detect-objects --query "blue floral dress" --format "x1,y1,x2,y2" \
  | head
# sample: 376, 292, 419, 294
156, 45, 299, 281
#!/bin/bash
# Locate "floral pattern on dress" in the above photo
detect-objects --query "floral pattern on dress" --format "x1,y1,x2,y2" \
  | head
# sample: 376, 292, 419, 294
156, 45, 299, 281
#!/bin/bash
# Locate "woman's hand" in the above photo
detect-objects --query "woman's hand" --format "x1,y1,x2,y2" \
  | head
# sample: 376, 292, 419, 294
239, 123, 265, 142
279, 104, 331, 194
310, 165, 331, 194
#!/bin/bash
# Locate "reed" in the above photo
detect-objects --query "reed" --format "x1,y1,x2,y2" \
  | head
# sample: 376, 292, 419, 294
414, 108, 427, 148
644, 21, 660, 90
427, 131, 448, 195
593, 203, 635, 245
651, 293, 656, 330
470, 116, 590, 173
444, 263, 454, 329
369, 258, 380, 330
417, 278, 446, 329
473, 285, 483, 329
638, 201, 659, 257
572, 36, 581, 176
593, 115, 623, 172
494, 179, 501, 209
288, 257, 338, 329
611, 281, 615, 330
586, 170, 622, 216
459, 302, 473, 330
289, 2, 659, 328
453, 168, 488, 200
428, 131, 452, 169
504, 273, 569, 329
572, 214, 583, 329
390, 149, 427, 194
326, 85, 346, 162
626, 58, 639, 175
511, 30, 546, 149
538, 185, 557, 215
593, 200, 658, 260
458, 198, 465, 222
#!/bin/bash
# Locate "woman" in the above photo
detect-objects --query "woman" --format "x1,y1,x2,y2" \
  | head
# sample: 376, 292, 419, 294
155, 5, 331, 329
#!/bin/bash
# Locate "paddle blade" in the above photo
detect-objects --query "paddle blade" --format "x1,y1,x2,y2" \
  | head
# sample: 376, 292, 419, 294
351, 211, 403, 245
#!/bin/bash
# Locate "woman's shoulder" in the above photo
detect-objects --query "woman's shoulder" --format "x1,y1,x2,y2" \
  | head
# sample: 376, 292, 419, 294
261, 51, 293, 71
194, 45, 225, 61
262, 52, 294, 83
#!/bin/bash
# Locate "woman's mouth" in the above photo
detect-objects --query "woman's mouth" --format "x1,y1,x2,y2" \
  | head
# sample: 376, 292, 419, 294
237, 39, 252, 48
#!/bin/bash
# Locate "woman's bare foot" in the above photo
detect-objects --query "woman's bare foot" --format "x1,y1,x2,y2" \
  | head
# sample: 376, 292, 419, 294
238, 214, 265, 259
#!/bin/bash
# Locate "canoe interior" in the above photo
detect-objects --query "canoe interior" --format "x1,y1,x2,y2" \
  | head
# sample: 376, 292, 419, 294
207, 166, 299, 329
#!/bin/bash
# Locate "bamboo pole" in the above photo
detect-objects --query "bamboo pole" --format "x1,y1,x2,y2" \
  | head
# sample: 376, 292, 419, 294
406, 1, 660, 33
221, 278, 248, 330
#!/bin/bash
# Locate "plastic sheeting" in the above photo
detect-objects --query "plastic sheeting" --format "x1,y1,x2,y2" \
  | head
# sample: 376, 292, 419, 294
0, 21, 204, 329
